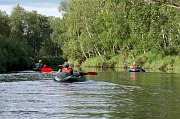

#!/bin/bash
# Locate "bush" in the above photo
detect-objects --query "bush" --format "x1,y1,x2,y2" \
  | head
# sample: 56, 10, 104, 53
0, 35, 32, 73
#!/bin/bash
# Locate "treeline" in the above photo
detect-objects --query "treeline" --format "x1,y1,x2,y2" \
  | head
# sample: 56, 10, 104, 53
0, 0, 179, 73
54, 0, 179, 67
0, 5, 62, 73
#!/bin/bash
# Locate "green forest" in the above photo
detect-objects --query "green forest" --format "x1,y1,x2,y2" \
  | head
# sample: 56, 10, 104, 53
0, 0, 179, 73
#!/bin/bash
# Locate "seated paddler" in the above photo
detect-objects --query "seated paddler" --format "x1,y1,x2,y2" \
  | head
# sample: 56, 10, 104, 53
58, 62, 73, 75
130, 62, 138, 69
57, 62, 84, 78
33, 60, 43, 71
57, 62, 73, 78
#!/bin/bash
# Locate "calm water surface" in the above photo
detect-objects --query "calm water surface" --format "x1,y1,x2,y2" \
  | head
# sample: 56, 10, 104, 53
0, 70, 180, 119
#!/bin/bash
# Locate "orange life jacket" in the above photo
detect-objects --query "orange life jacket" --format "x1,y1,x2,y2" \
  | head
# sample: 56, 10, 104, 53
62, 68, 72, 74
131, 64, 137, 68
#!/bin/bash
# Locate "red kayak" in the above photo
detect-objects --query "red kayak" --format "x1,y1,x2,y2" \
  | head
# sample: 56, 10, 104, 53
33, 67, 53, 72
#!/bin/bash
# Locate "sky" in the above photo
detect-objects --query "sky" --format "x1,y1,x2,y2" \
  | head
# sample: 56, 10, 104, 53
0, 0, 64, 18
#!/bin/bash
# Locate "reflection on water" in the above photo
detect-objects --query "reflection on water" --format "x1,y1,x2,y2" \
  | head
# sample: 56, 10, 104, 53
0, 80, 122, 119
0, 71, 180, 119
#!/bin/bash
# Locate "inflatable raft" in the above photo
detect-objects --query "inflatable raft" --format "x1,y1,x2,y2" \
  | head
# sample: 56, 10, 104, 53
53, 72, 86, 83
129, 68, 145, 72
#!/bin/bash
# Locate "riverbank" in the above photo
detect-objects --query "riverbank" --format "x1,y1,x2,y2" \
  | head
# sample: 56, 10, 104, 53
69, 55, 180, 73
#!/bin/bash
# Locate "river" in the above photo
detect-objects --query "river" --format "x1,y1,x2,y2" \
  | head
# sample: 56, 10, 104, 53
0, 69, 180, 119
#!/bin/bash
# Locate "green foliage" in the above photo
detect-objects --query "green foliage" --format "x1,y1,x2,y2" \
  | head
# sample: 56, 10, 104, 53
0, 11, 10, 37
81, 57, 105, 67
143, 55, 180, 71
108, 55, 121, 67
0, 4, 64, 73
10, 4, 26, 40
0, 1, 179, 72
55, 0, 179, 62
9, 5, 62, 57
68, 59, 80, 66
0, 35, 32, 73
39, 57, 65, 66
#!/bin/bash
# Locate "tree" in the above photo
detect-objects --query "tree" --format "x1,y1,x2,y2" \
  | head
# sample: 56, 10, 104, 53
55, 0, 180, 63
0, 11, 10, 37
9, 4, 26, 41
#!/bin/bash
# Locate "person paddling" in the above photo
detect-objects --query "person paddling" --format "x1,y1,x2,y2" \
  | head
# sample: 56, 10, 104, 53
130, 62, 138, 69
56, 62, 74, 79
58, 62, 73, 75
34, 60, 43, 71
130, 62, 146, 72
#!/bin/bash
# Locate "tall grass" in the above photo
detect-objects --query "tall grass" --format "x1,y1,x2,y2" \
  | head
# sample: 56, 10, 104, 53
76, 53, 180, 73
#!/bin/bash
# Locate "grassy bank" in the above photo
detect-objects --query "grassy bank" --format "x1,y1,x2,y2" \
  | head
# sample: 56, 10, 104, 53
69, 54, 180, 73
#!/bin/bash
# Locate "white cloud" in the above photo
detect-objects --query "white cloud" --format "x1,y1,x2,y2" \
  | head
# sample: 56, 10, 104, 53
0, 3, 62, 18
23, 5, 62, 18
0, 5, 12, 15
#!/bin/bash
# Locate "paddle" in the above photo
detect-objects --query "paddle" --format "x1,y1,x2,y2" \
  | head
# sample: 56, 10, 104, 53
80, 72, 97, 75
140, 68, 146, 72
29, 57, 53, 73
29, 56, 35, 61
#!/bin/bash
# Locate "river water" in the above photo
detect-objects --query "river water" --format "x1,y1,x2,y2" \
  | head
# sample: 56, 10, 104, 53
0, 70, 180, 119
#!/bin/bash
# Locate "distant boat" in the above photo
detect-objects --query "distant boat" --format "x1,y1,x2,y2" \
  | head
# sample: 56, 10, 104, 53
129, 68, 145, 72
